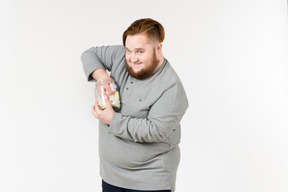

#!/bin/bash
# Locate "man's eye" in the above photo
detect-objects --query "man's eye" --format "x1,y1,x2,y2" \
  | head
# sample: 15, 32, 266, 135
138, 51, 143, 54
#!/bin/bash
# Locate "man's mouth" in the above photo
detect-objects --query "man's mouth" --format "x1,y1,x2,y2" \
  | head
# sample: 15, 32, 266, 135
132, 62, 142, 66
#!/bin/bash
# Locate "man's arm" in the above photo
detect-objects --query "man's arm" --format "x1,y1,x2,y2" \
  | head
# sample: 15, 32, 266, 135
81, 45, 123, 81
81, 45, 124, 124
108, 83, 189, 143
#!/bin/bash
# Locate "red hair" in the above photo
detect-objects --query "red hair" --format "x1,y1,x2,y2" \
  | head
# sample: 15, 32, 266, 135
122, 18, 165, 46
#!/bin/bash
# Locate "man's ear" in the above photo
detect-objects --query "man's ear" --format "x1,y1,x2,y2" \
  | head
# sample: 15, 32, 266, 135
157, 43, 162, 52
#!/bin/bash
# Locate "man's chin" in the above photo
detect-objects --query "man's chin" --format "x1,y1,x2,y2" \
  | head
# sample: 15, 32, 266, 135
128, 71, 141, 79
127, 70, 146, 80
131, 68, 142, 74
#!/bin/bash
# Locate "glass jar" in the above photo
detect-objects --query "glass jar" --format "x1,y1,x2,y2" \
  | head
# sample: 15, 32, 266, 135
94, 79, 121, 111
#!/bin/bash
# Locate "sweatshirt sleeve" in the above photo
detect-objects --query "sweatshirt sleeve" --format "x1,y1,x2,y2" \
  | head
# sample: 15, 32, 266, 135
108, 83, 189, 143
80, 45, 124, 81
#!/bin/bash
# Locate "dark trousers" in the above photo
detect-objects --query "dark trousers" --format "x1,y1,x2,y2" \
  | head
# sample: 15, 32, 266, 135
102, 180, 171, 192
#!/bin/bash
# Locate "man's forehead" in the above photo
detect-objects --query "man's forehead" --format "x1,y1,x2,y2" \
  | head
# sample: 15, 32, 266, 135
125, 41, 149, 50
126, 33, 153, 43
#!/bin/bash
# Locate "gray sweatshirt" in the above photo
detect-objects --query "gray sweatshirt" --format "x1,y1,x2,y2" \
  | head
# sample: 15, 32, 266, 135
81, 45, 188, 191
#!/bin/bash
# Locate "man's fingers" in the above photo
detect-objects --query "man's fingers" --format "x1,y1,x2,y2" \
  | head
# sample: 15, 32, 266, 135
94, 100, 102, 112
91, 105, 97, 117
92, 101, 101, 118
105, 97, 112, 108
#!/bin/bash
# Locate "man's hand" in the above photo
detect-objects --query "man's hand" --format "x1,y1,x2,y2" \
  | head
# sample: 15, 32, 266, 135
92, 97, 114, 125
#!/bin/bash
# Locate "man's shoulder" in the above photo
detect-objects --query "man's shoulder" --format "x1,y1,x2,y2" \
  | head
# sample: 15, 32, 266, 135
103, 45, 125, 56
161, 60, 183, 86
109, 45, 125, 50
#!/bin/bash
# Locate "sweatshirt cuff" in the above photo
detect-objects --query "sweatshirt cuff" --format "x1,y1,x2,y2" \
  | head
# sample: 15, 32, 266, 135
108, 112, 124, 135
108, 112, 121, 135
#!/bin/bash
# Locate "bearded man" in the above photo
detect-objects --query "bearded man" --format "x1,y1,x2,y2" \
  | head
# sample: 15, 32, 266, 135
81, 18, 188, 192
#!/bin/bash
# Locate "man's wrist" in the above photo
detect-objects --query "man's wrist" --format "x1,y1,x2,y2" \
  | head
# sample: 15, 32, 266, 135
92, 68, 113, 82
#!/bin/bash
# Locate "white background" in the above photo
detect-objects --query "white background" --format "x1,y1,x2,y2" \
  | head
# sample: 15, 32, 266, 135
1, 0, 288, 191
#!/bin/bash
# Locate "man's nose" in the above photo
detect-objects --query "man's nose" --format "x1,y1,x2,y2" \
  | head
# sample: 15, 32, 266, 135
130, 53, 138, 62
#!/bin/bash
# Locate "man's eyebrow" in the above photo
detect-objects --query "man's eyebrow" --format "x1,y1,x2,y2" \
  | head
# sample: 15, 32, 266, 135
125, 47, 145, 51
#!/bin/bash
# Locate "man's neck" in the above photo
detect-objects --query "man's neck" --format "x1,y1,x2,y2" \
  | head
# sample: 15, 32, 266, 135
154, 55, 165, 72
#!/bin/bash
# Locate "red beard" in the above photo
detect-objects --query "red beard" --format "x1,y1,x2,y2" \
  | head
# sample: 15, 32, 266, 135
125, 51, 160, 80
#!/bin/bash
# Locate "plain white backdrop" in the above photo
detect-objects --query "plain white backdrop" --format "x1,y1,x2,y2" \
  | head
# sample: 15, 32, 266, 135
1, 0, 288, 191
